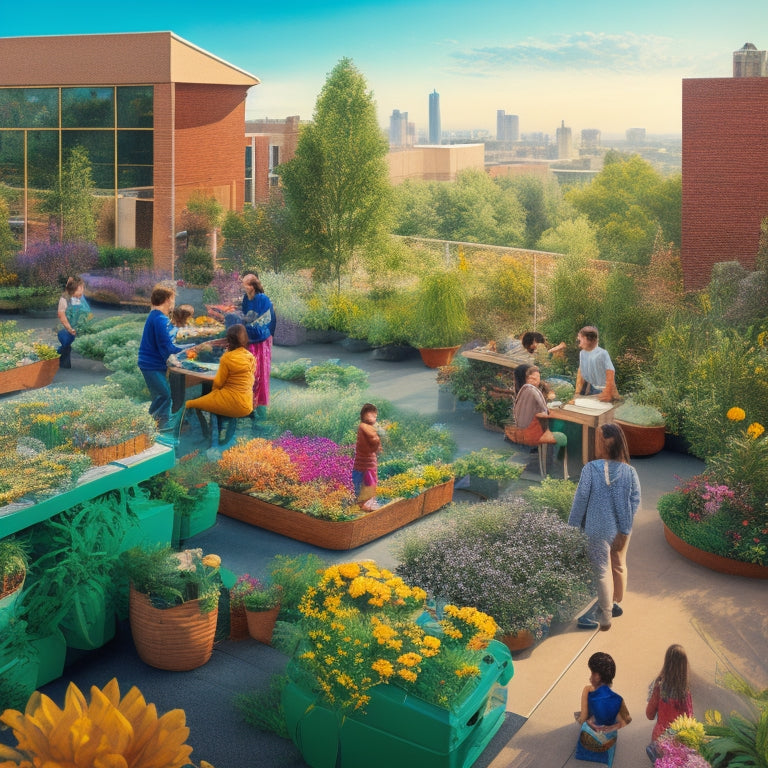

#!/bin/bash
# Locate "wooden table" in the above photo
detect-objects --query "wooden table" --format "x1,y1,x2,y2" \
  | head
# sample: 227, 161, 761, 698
462, 348, 535, 369
547, 399, 616, 465
168, 364, 215, 413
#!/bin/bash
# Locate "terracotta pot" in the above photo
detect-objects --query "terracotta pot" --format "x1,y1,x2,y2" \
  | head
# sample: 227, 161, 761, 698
418, 346, 460, 369
499, 629, 536, 652
615, 420, 665, 457
129, 585, 218, 670
229, 604, 250, 641
245, 605, 280, 644
662, 524, 768, 579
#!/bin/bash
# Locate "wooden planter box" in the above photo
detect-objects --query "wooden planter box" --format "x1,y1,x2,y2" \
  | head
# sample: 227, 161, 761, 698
219, 488, 432, 550
85, 434, 152, 466
0, 358, 59, 395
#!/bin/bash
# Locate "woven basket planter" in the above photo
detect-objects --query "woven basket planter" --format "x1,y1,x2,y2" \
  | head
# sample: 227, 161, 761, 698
418, 346, 460, 369
421, 479, 455, 515
245, 605, 280, 644
129, 585, 218, 670
482, 414, 506, 433
85, 434, 151, 466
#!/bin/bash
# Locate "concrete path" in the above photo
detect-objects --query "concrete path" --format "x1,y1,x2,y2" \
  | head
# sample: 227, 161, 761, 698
2, 309, 766, 768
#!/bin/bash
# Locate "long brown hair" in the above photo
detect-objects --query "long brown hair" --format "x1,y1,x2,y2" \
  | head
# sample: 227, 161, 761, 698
657, 644, 689, 703
226, 323, 248, 350
600, 423, 631, 464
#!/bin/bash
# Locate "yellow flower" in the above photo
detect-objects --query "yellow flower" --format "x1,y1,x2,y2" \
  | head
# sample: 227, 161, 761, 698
338, 563, 361, 579
397, 668, 418, 683
727, 407, 746, 421
202, 554, 221, 568
747, 422, 765, 439
0, 678, 192, 768
396, 652, 422, 667
371, 659, 394, 678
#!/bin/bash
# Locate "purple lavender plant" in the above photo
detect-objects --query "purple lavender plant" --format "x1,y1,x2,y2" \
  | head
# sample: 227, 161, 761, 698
13, 240, 99, 289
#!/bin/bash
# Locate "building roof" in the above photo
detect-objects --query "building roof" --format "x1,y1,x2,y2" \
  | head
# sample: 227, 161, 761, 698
0, 32, 259, 87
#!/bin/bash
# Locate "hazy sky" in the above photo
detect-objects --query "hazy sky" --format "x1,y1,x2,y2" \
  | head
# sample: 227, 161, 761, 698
5, 0, 767, 137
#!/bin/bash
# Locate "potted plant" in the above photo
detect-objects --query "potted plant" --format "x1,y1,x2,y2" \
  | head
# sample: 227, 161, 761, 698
394, 498, 594, 652
0, 539, 28, 626
243, 583, 283, 644
451, 449, 523, 498
614, 398, 666, 456
280, 560, 512, 768
228, 573, 263, 641
0, 320, 59, 395
122, 545, 223, 671
407, 271, 469, 368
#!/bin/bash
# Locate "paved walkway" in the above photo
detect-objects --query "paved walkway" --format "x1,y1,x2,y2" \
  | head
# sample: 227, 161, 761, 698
2, 310, 766, 768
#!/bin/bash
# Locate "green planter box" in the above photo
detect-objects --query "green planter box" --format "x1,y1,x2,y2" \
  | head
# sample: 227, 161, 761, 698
123, 498, 176, 550
282, 639, 513, 768
0, 580, 24, 632
59, 588, 116, 651
31, 628, 67, 687
0, 653, 39, 711
179, 483, 220, 541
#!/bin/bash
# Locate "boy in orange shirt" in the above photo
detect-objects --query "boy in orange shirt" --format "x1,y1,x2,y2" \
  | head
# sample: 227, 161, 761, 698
353, 403, 382, 511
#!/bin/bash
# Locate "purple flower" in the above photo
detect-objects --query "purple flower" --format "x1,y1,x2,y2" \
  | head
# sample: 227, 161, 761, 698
274, 432, 354, 490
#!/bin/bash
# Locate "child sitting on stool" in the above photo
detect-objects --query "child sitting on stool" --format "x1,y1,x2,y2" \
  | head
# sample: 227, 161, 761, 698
353, 403, 382, 512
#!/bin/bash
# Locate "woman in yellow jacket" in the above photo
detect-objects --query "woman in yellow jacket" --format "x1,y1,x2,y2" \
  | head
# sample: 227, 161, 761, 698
186, 324, 256, 437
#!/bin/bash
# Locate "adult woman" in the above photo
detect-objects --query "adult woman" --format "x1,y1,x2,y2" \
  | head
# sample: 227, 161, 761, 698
511, 365, 556, 444
186, 324, 256, 429
568, 423, 641, 631
56, 276, 90, 368
240, 273, 276, 416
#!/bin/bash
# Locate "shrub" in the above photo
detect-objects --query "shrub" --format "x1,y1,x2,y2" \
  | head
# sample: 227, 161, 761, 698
177, 245, 214, 287
12, 240, 99, 290
98, 246, 152, 270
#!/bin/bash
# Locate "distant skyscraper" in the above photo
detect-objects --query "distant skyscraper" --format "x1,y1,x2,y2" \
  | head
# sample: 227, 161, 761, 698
556, 120, 572, 159
626, 127, 646, 144
389, 109, 409, 147
580, 129, 601, 151
429, 89, 441, 144
496, 110, 519, 141
733, 42, 768, 77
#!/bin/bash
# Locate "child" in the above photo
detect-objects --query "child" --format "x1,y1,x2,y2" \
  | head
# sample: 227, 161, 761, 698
168, 304, 195, 342
574, 651, 631, 764
575, 326, 619, 403
353, 403, 382, 512
646, 644, 693, 760
56, 276, 90, 369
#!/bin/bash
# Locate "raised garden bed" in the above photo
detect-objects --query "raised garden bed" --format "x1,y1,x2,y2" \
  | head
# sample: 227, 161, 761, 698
218, 482, 454, 550
0, 358, 59, 396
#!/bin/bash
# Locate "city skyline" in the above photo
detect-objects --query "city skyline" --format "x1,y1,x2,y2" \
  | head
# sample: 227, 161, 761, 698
5, 0, 767, 136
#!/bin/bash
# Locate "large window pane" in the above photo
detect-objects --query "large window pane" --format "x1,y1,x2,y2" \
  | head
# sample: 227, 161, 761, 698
62, 87, 114, 128
27, 131, 59, 190
117, 130, 152, 166
117, 86, 153, 128
0, 131, 24, 188
0, 88, 58, 129
62, 131, 115, 190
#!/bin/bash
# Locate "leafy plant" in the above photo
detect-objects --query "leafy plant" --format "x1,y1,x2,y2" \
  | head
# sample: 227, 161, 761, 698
408, 270, 469, 348
523, 477, 578, 521
0, 539, 28, 584
614, 399, 665, 427
305, 360, 369, 390
450, 449, 522, 481
243, 583, 282, 611
235, 674, 291, 738
267, 554, 326, 623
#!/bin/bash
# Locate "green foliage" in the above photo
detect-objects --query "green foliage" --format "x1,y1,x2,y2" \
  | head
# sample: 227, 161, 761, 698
267, 553, 326, 623
523, 477, 578, 521
0, 618, 35, 711
235, 674, 291, 738
279, 58, 392, 287
566, 155, 680, 265
271, 357, 312, 381
408, 270, 469, 348
98, 246, 152, 269
243, 583, 282, 611
121, 545, 222, 614
40, 145, 97, 243
614, 399, 665, 427
450, 449, 522, 481
73, 316, 144, 360
537, 216, 599, 260
0, 538, 28, 579
500, 174, 567, 249
181, 192, 223, 249
305, 360, 369, 390
0, 197, 19, 262
177, 245, 214, 287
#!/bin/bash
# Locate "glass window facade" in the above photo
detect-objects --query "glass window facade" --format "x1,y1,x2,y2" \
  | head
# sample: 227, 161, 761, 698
0, 85, 153, 250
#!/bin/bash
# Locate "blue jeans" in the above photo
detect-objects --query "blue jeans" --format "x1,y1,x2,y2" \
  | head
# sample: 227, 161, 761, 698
141, 369, 172, 427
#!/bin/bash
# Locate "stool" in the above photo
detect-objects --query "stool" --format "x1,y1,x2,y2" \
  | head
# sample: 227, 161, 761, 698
504, 416, 568, 479
194, 410, 255, 448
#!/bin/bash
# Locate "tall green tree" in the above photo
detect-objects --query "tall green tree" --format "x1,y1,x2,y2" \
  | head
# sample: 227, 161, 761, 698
41, 145, 97, 243
566, 154, 681, 265
279, 58, 391, 288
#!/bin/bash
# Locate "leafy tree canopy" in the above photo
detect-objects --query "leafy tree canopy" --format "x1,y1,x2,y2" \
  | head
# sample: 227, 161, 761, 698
279, 58, 392, 288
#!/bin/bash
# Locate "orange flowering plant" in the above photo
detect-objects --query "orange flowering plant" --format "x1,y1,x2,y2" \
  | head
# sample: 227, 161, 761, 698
291, 560, 497, 713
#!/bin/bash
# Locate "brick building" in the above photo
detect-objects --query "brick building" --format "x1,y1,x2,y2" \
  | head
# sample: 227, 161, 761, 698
682, 76, 768, 289
244, 116, 300, 204
0, 32, 259, 273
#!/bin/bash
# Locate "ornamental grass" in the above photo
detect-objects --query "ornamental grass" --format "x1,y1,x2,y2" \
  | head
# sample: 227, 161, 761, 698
291, 560, 497, 712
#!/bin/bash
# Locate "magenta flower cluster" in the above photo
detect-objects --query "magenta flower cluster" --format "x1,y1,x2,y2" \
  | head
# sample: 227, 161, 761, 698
701, 483, 735, 516
654, 736, 711, 768
274, 432, 354, 492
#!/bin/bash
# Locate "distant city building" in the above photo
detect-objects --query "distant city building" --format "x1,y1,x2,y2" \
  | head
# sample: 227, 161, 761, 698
626, 127, 646, 144
244, 116, 300, 204
556, 120, 573, 159
496, 110, 519, 141
682, 66, 768, 288
388, 143, 484, 183
428, 89, 441, 144
580, 129, 601, 151
733, 42, 768, 77
389, 109, 410, 148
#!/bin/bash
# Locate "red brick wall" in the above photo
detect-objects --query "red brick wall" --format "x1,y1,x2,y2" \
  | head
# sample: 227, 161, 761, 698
153, 83, 175, 273
174, 83, 250, 224
682, 78, 768, 289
